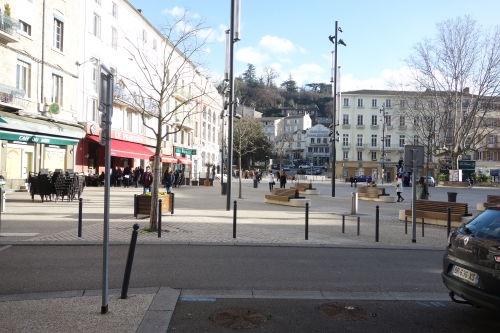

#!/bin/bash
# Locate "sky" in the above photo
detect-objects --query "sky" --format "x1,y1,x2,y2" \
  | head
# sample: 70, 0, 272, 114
128, 0, 500, 92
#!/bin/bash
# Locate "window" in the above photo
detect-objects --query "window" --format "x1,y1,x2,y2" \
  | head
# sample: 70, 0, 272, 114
51, 74, 63, 105
477, 151, 483, 160
111, 28, 118, 49
385, 135, 391, 148
357, 99, 364, 107
294, 119, 299, 124
112, 2, 118, 18
166, 125, 170, 141
371, 115, 377, 126
371, 152, 377, 160
371, 99, 377, 107
399, 135, 405, 147
357, 115, 363, 126
343, 98, 349, 107
174, 130, 177, 143
343, 114, 349, 125
357, 151, 362, 161
153, 39, 157, 51
357, 134, 363, 147
93, 14, 101, 38
181, 131, 184, 144
399, 116, 405, 126
91, 62, 98, 92
413, 135, 418, 145
188, 133, 191, 146
371, 135, 377, 147
400, 100, 405, 108
386, 115, 392, 126
316, 138, 321, 144
343, 151, 348, 160
489, 152, 494, 161
342, 134, 349, 147
489, 135, 494, 144
53, 18, 64, 51
16, 60, 31, 98
19, 20, 31, 36
90, 98, 98, 122
310, 138, 314, 143
385, 99, 391, 107
142, 29, 147, 43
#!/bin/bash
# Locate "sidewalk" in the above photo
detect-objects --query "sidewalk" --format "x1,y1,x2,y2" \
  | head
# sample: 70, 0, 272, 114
0, 180, 475, 332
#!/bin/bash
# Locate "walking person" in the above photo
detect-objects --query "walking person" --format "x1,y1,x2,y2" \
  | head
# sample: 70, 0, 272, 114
349, 175, 354, 187
396, 174, 404, 202
134, 167, 140, 188
163, 167, 175, 193
268, 170, 276, 192
280, 170, 287, 188
141, 166, 153, 194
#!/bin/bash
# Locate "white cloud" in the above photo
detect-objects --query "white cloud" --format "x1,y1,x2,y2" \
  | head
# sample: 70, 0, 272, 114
235, 47, 270, 65
259, 35, 297, 54
162, 6, 186, 17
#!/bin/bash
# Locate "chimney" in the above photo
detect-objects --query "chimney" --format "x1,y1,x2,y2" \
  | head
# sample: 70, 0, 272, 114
138, 9, 143, 14
463, 87, 470, 94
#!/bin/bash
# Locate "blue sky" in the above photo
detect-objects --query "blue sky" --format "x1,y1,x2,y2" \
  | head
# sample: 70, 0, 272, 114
129, 0, 499, 91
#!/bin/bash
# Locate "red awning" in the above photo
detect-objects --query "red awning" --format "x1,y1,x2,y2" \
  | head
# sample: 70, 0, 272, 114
177, 157, 192, 165
89, 135, 154, 160
149, 155, 177, 163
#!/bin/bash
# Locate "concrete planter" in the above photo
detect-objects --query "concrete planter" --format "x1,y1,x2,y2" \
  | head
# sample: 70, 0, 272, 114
441, 181, 468, 187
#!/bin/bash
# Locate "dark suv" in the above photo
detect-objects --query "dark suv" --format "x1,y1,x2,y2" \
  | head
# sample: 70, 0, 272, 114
442, 207, 500, 311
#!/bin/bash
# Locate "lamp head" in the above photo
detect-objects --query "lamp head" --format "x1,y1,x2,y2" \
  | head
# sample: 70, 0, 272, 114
328, 35, 335, 44
338, 39, 347, 46
338, 27, 343, 33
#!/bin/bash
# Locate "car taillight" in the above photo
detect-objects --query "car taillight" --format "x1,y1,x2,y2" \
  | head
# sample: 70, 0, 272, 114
495, 256, 500, 263
446, 231, 454, 247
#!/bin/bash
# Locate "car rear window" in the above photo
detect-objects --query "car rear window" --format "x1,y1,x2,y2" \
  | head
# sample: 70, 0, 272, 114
461, 209, 500, 240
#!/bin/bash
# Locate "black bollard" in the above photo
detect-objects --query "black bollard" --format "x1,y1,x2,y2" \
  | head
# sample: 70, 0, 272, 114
405, 216, 408, 234
357, 216, 360, 236
342, 215, 345, 233
171, 193, 175, 215
121, 223, 140, 299
375, 205, 380, 242
78, 198, 83, 237
233, 200, 237, 238
305, 202, 309, 240
134, 194, 138, 219
422, 217, 424, 237
158, 199, 162, 238
447, 207, 451, 237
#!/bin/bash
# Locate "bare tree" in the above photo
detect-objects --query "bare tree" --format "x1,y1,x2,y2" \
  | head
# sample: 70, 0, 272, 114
119, 9, 220, 229
400, 15, 500, 170
262, 66, 279, 87
233, 117, 270, 198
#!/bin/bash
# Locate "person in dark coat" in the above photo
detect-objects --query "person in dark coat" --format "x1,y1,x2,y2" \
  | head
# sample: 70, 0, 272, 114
123, 166, 130, 187
163, 167, 175, 193
279, 170, 287, 188
116, 167, 123, 187
349, 175, 354, 187
141, 166, 153, 194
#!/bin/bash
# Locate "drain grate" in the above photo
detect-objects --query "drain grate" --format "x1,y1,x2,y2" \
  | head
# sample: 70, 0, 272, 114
318, 303, 370, 321
211, 308, 268, 330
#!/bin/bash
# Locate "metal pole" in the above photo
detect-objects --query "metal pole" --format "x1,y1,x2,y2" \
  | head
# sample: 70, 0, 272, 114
422, 217, 424, 237
120, 223, 139, 299
158, 199, 162, 238
221, 113, 225, 194
233, 200, 237, 238
171, 193, 175, 215
134, 194, 137, 218
78, 198, 83, 237
305, 202, 309, 240
226, 0, 236, 211
405, 216, 408, 234
357, 216, 360, 236
411, 150, 417, 243
447, 207, 451, 237
381, 104, 385, 185
375, 205, 380, 242
342, 214, 345, 233
331, 20, 339, 198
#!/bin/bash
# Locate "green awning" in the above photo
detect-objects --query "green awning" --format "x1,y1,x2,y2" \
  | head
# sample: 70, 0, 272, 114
0, 130, 80, 145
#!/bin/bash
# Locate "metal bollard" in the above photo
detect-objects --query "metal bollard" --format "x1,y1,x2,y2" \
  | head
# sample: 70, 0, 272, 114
305, 203, 309, 240
447, 207, 451, 237
78, 198, 83, 237
357, 216, 360, 236
158, 199, 162, 238
121, 223, 140, 299
134, 194, 138, 218
375, 205, 380, 242
342, 215, 345, 233
171, 193, 175, 214
405, 216, 408, 234
233, 200, 237, 238
422, 216, 424, 237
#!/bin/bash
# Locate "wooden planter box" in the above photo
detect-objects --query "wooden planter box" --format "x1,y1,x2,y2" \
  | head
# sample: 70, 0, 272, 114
135, 194, 174, 216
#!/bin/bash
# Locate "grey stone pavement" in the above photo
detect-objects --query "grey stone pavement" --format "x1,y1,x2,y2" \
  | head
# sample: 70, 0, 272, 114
0, 178, 494, 332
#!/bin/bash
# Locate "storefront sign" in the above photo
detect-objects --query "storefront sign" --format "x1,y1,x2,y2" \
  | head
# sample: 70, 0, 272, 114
175, 147, 195, 155
49, 103, 60, 115
0, 130, 79, 146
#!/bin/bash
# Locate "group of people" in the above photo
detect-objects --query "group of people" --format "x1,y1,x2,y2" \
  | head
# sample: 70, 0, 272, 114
268, 169, 288, 192
394, 174, 429, 202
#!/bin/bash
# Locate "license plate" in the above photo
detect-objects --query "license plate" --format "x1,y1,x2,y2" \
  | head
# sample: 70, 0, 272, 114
452, 265, 479, 285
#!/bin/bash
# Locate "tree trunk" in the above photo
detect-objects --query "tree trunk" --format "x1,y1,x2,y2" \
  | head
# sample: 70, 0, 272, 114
149, 153, 160, 230
238, 155, 242, 198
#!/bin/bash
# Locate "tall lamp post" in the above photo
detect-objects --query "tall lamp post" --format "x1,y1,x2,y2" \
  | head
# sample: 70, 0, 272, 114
380, 103, 387, 184
220, 109, 227, 194
224, 0, 241, 211
328, 21, 346, 197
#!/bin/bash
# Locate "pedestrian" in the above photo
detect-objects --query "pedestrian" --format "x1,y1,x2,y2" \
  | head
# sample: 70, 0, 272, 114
163, 167, 175, 193
280, 170, 287, 188
123, 165, 130, 187
268, 170, 276, 192
116, 167, 123, 187
354, 177, 357, 188
396, 174, 404, 202
141, 166, 153, 194
134, 167, 140, 188
416, 176, 428, 199
349, 175, 354, 187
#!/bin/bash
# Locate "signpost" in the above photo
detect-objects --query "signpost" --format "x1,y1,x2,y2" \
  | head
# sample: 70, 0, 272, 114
404, 145, 424, 243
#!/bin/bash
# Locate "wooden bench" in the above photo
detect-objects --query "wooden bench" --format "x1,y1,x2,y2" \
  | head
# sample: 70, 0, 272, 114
482, 195, 500, 209
265, 188, 310, 207
404, 199, 470, 222
357, 186, 395, 202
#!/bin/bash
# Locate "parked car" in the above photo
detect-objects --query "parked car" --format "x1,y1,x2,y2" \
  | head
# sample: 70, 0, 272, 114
424, 176, 436, 187
356, 175, 372, 183
306, 167, 323, 175
296, 168, 306, 174
442, 207, 500, 311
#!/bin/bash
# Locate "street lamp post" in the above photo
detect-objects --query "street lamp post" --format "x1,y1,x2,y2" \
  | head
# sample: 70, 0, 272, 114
220, 110, 227, 194
329, 21, 346, 198
224, 0, 241, 211
380, 103, 387, 184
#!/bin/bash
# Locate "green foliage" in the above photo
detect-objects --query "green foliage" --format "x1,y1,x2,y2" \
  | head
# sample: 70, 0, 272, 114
439, 173, 449, 181
4, 4, 11, 16
141, 191, 169, 196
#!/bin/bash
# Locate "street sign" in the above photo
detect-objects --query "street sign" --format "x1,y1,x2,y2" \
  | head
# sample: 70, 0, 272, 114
403, 145, 424, 172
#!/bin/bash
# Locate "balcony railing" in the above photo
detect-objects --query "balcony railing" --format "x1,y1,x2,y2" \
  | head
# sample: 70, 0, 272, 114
114, 84, 158, 113
0, 13, 19, 41
0, 83, 26, 109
